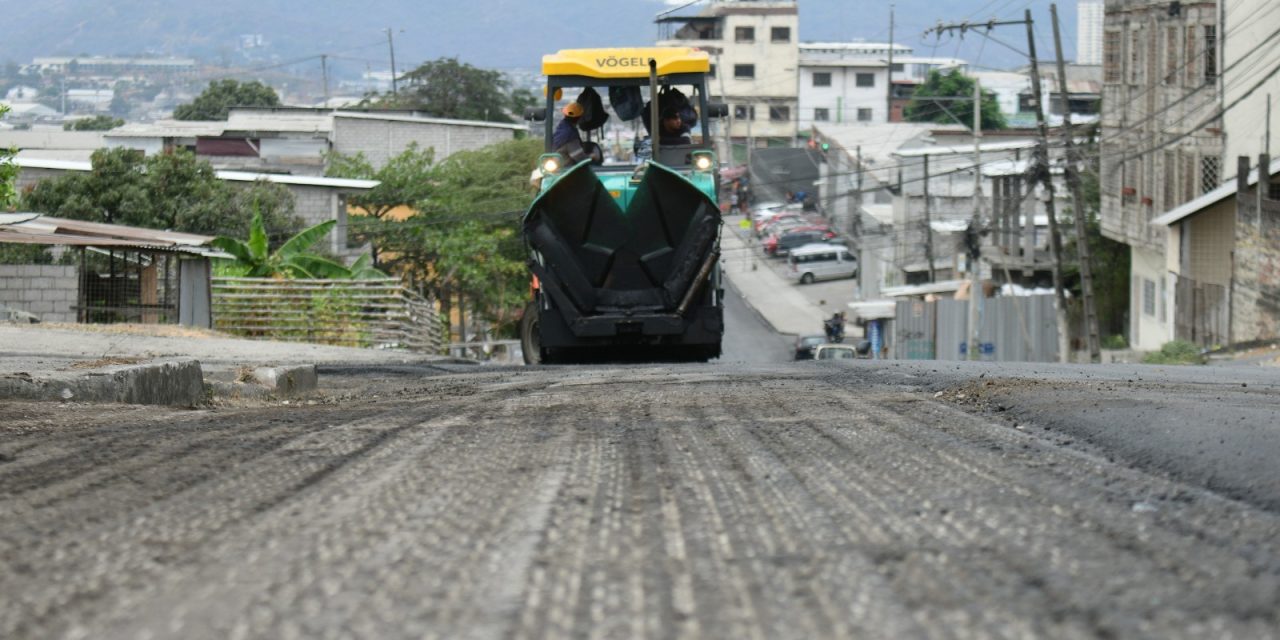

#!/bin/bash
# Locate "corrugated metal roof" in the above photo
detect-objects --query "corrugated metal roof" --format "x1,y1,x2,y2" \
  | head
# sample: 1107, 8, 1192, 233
13, 157, 378, 190
0, 213, 228, 256
0, 130, 105, 149
106, 121, 229, 138
332, 111, 527, 131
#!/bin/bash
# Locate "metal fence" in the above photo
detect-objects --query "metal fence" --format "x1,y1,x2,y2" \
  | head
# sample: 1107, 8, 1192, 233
212, 277, 444, 353
79, 250, 180, 324
894, 295, 1059, 362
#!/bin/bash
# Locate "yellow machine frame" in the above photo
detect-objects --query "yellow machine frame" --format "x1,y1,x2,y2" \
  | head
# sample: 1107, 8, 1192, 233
541, 47, 711, 80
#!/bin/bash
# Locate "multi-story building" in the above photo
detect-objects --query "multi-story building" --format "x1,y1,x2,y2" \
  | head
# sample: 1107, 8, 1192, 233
1078, 1, 1105, 65
657, 0, 799, 149
797, 42, 912, 128
1099, 0, 1222, 350
1221, 0, 1280, 168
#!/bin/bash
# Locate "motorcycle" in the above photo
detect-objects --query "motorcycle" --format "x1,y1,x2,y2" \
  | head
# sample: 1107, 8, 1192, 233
823, 316, 845, 343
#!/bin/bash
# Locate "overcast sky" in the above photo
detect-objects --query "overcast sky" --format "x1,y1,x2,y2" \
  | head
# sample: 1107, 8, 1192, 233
5, 0, 1083, 74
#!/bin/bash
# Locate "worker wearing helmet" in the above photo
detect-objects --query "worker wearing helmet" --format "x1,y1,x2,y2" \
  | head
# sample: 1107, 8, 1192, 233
552, 102, 585, 151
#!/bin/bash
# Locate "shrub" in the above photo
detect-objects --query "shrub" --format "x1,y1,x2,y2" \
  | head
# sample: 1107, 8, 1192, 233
1142, 339, 1205, 365
1102, 334, 1128, 350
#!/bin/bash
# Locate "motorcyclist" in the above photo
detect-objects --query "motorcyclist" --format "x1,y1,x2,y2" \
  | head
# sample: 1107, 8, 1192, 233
824, 312, 845, 343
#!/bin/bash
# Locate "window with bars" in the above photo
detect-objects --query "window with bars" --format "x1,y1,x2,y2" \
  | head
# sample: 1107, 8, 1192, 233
812, 72, 831, 87
734, 105, 755, 120
1184, 154, 1197, 203
734, 64, 755, 79
1130, 30, 1142, 84
856, 73, 875, 87
1204, 26, 1217, 82
1201, 156, 1221, 193
735, 26, 755, 42
769, 105, 790, 122
1164, 150, 1177, 209
857, 108, 873, 122
1185, 26, 1197, 84
1165, 27, 1179, 84
1104, 31, 1122, 83
1143, 279, 1156, 316
814, 108, 829, 122
771, 27, 790, 43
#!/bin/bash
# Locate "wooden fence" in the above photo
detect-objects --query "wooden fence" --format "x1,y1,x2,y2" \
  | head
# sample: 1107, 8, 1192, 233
211, 277, 444, 353
1174, 274, 1229, 348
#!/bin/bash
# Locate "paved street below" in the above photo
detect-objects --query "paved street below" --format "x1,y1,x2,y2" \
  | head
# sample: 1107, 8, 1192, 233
4, 350, 1280, 639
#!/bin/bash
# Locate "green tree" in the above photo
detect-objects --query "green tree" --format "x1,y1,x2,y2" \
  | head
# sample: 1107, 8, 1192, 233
21, 148, 302, 241
213, 213, 382, 279
174, 79, 280, 120
380, 138, 541, 336
905, 70, 1007, 131
326, 144, 435, 266
0, 105, 16, 207
1064, 135, 1130, 342
509, 87, 538, 115
372, 57, 514, 122
63, 115, 125, 131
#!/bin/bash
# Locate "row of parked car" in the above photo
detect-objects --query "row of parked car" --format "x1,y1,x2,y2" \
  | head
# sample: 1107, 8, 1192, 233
750, 202, 859, 285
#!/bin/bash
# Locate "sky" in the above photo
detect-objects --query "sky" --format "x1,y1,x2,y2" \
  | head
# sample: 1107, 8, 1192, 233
3, 0, 1083, 76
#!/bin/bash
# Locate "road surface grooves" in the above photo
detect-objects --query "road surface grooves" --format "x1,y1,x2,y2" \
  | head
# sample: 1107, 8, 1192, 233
1, 366, 1278, 639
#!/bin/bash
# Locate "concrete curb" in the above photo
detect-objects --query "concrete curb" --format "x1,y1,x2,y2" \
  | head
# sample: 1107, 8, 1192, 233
251, 365, 318, 395
0, 358, 205, 407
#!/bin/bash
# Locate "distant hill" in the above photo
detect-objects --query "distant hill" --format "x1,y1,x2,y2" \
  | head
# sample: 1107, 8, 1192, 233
1, 1, 1071, 72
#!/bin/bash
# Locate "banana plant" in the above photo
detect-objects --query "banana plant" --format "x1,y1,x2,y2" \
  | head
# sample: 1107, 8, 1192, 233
213, 212, 383, 279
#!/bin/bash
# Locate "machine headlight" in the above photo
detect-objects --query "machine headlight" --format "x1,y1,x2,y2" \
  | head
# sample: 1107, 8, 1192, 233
692, 151, 716, 172
540, 154, 562, 175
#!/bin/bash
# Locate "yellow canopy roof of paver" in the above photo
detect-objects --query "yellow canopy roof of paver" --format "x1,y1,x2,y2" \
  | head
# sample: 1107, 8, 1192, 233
542, 48, 710, 79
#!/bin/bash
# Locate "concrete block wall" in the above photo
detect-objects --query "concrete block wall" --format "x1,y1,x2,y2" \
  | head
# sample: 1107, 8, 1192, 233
0, 264, 78, 322
1232, 158, 1280, 342
15, 167, 69, 193
333, 118, 518, 168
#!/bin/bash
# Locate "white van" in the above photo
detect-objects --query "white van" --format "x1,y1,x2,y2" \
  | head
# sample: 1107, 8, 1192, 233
788, 243, 858, 284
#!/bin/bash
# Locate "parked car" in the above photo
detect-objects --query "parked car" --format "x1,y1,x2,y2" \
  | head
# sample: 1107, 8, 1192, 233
788, 244, 858, 284
764, 227, 835, 255
794, 334, 826, 360
767, 230, 829, 257
749, 201, 791, 222
755, 212, 804, 236
813, 343, 858, 360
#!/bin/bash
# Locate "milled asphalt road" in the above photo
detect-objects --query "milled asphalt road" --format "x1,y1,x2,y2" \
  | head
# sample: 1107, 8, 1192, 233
2, 290, 1280, 638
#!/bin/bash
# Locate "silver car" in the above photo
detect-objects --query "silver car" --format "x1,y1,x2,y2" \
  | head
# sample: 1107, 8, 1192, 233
787, 244, 858, 284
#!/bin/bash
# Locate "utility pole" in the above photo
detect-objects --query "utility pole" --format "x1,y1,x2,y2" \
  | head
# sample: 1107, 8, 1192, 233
926, 12, 1071, 362
1025, 9, 1071, 363
923, 153, 936, 282
385, 28, 399, 96
1050, 4, 1100, 362
967, 77, 983, 361
715, 52, 734, 164
855, 144, 866, 296
886, 3, 895, 121
320, 54, 330, 104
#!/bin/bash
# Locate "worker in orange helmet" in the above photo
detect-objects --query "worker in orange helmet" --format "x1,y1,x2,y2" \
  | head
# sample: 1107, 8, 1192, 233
552, 102, 584, 150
